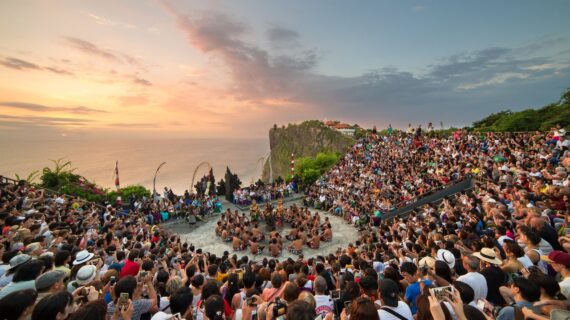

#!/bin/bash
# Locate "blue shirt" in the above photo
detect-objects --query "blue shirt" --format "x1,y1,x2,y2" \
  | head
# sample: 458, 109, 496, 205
405, 280, 432, 314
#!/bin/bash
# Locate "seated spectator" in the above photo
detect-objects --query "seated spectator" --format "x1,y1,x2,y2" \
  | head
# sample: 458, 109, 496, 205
0, 289, 38, 320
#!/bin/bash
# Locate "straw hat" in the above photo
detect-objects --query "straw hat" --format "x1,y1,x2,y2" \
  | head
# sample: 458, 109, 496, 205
418, 256, 436, 269
473, 248, 502, 265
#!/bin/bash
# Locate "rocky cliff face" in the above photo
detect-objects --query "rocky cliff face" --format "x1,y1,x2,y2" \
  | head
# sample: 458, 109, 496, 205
262, 120, 355, 181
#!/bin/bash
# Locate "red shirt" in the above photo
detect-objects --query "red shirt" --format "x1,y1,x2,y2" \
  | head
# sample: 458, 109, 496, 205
119, 259, 140, 278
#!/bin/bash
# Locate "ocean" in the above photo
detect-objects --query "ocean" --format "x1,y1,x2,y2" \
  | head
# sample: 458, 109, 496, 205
0, 139, 269, 194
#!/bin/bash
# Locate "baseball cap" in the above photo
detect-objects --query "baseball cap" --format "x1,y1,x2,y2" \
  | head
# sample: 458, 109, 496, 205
541, 251, 570, 267
378, 279, 400, 307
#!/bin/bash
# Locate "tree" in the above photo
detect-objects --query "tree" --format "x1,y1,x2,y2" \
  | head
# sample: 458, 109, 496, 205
294, 152, 341, 188
224, 167, 242, 201
15, 170, 39, 184
216, 179, 226, 196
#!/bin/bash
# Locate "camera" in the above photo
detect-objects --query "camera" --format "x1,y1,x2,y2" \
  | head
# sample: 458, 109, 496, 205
246, 297, 257, 307
273, 298, 287, 319
331, 289, 340, 300
119, 292, 129, 310
110, 276, 117, 285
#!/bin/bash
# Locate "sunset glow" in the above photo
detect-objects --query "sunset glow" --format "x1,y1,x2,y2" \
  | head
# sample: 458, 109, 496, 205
1, 0, 569, 139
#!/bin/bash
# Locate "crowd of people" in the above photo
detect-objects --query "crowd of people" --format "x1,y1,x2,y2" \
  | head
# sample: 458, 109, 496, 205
232, 182, 296, 207
215, 202, 334, 257
305, 126, 569, 225
0, 123, 569, 320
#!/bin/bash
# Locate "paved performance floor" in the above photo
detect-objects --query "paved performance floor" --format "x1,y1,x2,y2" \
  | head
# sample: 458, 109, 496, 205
164, 200, 360, 260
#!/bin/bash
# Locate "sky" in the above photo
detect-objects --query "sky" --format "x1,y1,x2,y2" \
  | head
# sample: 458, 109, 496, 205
0, 0, 569, 140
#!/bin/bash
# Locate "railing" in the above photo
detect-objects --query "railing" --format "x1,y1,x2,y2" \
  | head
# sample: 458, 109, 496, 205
382, 174, 475, 221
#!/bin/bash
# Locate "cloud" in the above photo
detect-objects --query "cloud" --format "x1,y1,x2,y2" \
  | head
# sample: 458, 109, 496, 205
63, 37, 142, 67
0, 101, 109, 114
0, 57, 75, 76
267, 27, 299, 44
43, 66, 75, 76
167, 9, 318, 101
88, 13, 115, 26
87, 13, 137, 29
164, 6, 570, 128
0, 57, 42, 70
0, 114, 95, 126
107, 122, 158, 128
64, 37, 117, 61
131, 76, 152, 86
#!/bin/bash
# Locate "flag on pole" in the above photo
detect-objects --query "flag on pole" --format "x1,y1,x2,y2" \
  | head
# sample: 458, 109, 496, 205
113, 160, 120, 190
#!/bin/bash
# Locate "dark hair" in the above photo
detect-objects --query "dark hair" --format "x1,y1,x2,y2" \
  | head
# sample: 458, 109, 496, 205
68, 299, 107, 320
54, 250, 71, 267
13, 259, 44, 282
518, 226, 541, 246
349, 297, 379, 320
513, 277, 540, 302
204, 294, 224, 320
435, 261, 453, 283
38, 255, 54, 271
113, 276, 137, 303
453, 281, 474, 304
192, 274, 205, 288
141, 259, 154, 271
286, 300, 317, 320
528, 273, 561, 298
243, 271, 256, 289
185, 264, 197, 280
503, 241, 524, 258
31, 291, 73, 320
127, 249, 139, 261
116, 251, 125, 261
0, 289, 38, 320
208, 264, 218, 277
400, 262, 418, 276
2, 249, 20, 264
271, 272, 283, 288
225, 273, 240, 306
359, 276, 378, 295
201, 280, 221, 301
463, 305, 487, 320
339, 255, 351, 268
170, 287, 194, 315
283, 282, 300, 303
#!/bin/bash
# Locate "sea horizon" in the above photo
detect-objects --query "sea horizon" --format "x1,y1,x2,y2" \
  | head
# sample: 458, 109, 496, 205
1, 138, 269, 194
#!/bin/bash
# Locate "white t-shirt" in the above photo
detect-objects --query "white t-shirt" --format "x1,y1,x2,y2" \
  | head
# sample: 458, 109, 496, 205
497, 235, 513, 247
377, 301, 414, 320
314, 294, 334, 317
457, 272, 488, 301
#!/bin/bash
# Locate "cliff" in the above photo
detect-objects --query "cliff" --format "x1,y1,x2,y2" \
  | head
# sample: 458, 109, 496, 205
262, 120, 355, 181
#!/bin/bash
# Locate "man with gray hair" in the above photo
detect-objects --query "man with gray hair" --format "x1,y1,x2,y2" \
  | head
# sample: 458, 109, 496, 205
457, 254, 488, 301
314, 276, 334, 317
